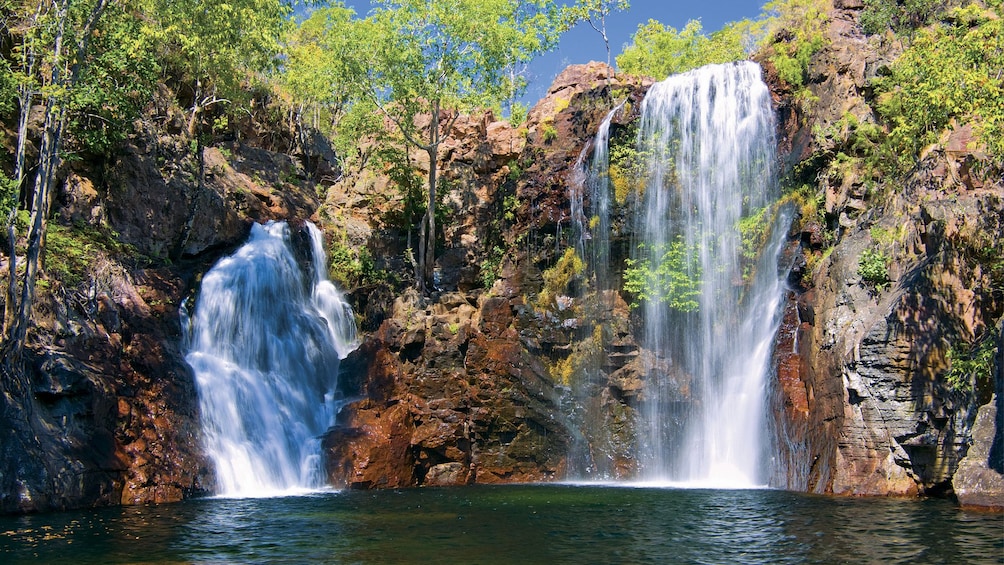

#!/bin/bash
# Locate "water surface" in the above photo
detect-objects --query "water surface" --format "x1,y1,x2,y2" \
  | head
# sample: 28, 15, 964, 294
2, 485, 1001, 564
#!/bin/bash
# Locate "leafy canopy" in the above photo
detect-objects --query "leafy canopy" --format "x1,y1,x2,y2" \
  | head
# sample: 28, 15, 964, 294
66, 0, 161, 156
614, 0, 829, 91
859, 0, 942, 36
151, 0, 293, 112
760, 0, 829, 88
279, 4, 360, 119
353, 0, 565, 130
616, 19, 750, 79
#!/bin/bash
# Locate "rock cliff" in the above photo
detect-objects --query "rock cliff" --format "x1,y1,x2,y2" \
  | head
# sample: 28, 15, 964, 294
771, 1, 1003, 504
321, 62, 652, 486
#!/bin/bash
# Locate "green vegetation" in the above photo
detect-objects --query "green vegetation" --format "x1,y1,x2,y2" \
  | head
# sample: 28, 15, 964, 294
277, 4, 359, 139
541, 122, 559, 143
860, 0, 942, 36
803, 2, 1003, 227
44, 223, 141, 288
623, 238, 702, 312
761, 0, 829, 90
607, 122, 648, 204
871, 5, 1004, 168
780, 183, 825, 226
813, 112, 890, 180
738, 206, 771, 262
614, 0, 829, 100
870, 224, 907, 247
537, 247, 585, 311
945, 327, 999, 394
327, 236, 382, 289
481, 245, 506, 290
549, 324, 604, 385
856, 247, 890, 291
153, 0, 292, 139
616, 19, 748, 79
66, 1, 161, 158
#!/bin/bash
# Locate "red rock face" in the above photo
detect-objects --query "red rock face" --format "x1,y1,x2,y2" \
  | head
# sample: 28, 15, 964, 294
325, 291, 570, 488
319, 63, 653, 490
0, 263, 213, 513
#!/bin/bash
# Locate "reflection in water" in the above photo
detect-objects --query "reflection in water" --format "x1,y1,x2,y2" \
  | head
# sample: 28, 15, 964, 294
1, 487, 1001, 564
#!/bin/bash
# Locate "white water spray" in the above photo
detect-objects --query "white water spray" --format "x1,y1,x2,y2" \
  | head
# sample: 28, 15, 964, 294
184, 221, 357, 497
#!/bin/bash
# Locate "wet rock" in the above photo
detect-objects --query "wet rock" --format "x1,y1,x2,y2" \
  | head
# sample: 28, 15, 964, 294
325, 400, 417, 489
326, 283, 570, 488
424, 462, 469, 486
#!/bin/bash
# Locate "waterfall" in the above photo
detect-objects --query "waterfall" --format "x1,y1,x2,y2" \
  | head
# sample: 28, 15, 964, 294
573, 103, 624, 294
631, 62, 787, 487
561, 103, 636, 480
184, 221, 358, 497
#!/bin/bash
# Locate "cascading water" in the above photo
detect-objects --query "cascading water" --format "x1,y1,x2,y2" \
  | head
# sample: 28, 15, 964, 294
630, 61, 788, 487
184, 221, 357, 497
573, 102, 624, 294
564, 105, 625, 479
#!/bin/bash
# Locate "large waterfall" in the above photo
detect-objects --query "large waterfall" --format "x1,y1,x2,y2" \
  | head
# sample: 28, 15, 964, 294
630, 62, 788, 487
184, 221, 357, 497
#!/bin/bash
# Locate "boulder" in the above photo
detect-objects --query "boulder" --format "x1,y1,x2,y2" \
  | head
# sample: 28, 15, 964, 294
953, 396, 1004, 510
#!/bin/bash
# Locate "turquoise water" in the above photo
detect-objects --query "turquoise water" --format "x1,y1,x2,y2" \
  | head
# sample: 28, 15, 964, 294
2, 485, 1001, 564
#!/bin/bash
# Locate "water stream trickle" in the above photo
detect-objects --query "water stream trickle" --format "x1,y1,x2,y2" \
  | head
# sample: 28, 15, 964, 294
184, 221, 357, 497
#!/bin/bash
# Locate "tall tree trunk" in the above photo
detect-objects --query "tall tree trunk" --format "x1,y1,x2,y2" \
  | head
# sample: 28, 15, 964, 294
188, 78, 203, 139
2, 89, 32, 338
2, 0, 109, 366
420, 101, 441, 292
3, 0, 70, 364
416, 210, 428, 294
424, 143, 437, 290
8, 106, 65, 360
2, 2, 42, 340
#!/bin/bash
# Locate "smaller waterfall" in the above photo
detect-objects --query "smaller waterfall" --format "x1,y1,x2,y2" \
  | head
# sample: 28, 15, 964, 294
564, 104, 626, 479
573, 102, 624, 295
306, 224, 359, 359
185, 221, 357, 497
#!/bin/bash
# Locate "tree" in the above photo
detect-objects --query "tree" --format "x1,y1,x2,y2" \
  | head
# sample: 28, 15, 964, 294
279, 4, 374, 166
344, 0, 566, 293
859, 0, 941, 37
281, 5, 357, 128
616, 18, 749, 79
2, 0, 112, 368
151, 0, 293, 138
569, 0, 629, 70
2, 1, 41, 343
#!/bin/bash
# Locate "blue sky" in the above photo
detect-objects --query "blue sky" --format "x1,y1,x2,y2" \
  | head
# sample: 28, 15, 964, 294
341, 0, 768, 108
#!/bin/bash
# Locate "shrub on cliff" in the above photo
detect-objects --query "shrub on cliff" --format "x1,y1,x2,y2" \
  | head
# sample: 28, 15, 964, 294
872, 4, 1004, 168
